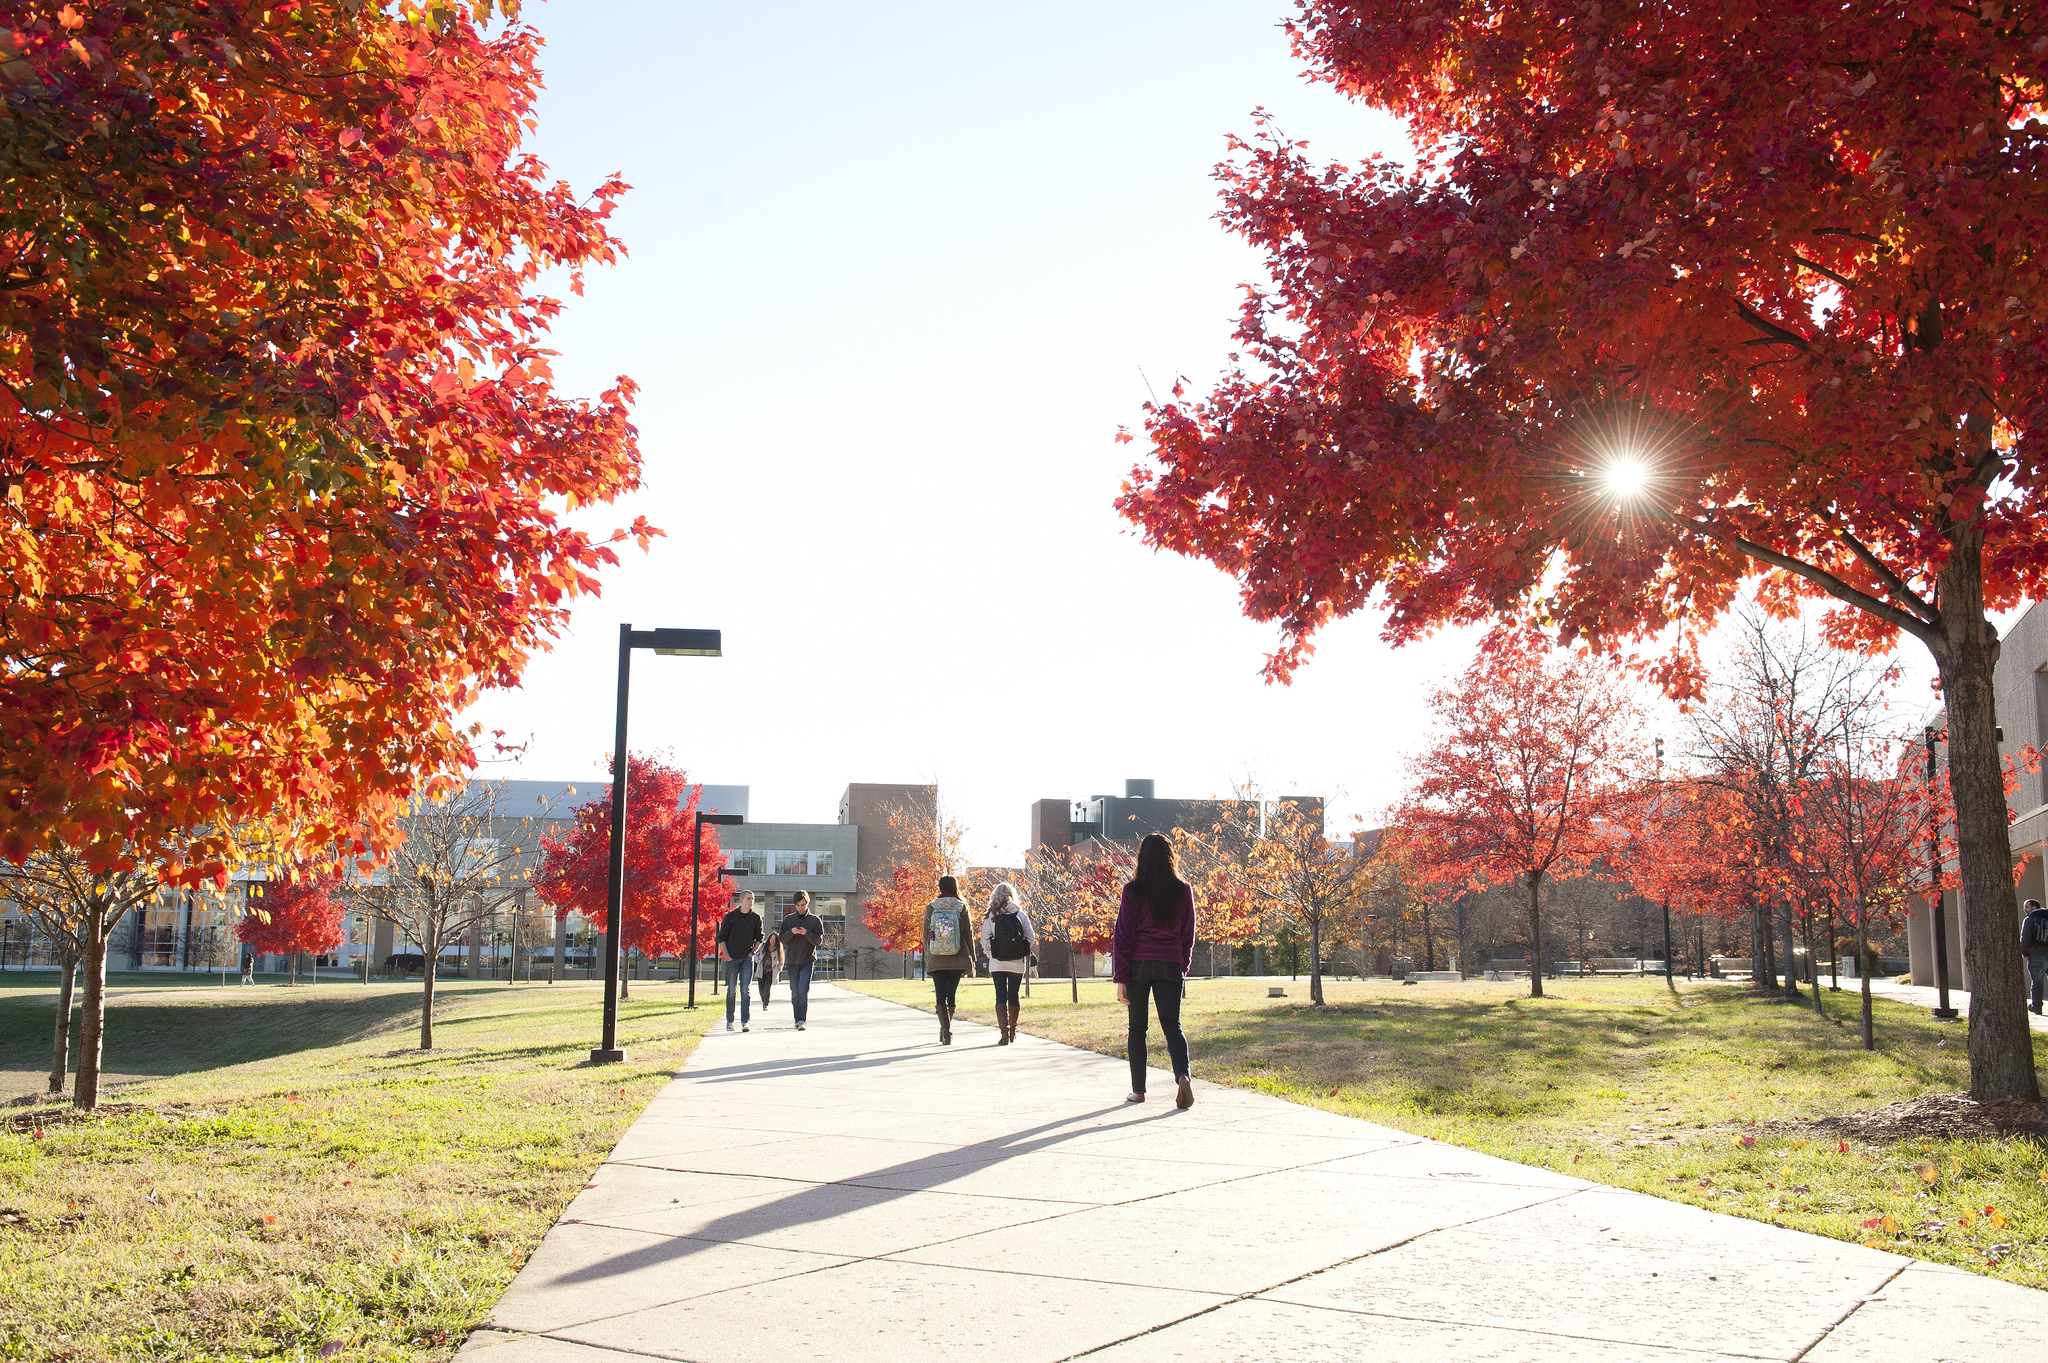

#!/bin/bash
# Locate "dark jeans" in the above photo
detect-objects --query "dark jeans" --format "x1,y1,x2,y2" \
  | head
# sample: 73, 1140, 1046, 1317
1126, 963, 1190, 1093
758, 961, 775, 1007
2029, 957, 2048, 1012
789, 962, 815, 1023
932, 969, 963, 1012
724, 958, 753, 1025
992, 971, 1022, 1007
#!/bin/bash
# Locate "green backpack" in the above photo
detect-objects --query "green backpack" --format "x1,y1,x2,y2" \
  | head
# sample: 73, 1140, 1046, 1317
929, 904, 963, 957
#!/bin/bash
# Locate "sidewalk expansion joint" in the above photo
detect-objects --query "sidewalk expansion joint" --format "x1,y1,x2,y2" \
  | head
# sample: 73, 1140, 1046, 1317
1787, 1260, 1912, 1361
1054, 1186, 1586, 1360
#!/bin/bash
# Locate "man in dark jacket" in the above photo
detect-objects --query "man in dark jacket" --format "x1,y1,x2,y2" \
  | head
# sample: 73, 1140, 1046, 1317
717, 891, 764, 1032
779, 891, 824, 1031
2022, 899, 2048, 1015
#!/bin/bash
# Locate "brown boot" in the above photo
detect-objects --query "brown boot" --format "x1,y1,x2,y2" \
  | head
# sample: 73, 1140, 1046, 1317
938, 1003, 951, 1045
996, 1003, 1009, 1045
1006, 1004, 1020, 1043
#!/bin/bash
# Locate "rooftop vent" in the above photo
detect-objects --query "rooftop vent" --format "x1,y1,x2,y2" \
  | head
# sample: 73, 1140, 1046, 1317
1125, 779, 1156, 799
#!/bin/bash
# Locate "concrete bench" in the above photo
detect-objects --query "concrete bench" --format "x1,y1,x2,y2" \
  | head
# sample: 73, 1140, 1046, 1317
1589, 957, 1640, 975
1710, 957, 1752, 979
1404, 971, 1463, 983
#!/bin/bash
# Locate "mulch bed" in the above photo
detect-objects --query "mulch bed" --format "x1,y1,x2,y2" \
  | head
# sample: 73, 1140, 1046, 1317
1773, 1092, 2048, 1142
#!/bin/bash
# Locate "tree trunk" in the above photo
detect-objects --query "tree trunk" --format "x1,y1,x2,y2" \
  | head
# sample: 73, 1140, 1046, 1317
1927, 556, 2039, 1100
48, 936, 76, 1095
1806, 909, 1823, 1015
74, 916, 110, 1111
1858, 901, 1874, 1051
1309, 916, 1324, 1005
419, 922, 438, 1050
1526, 871, 1545, 999
1070, 948, 1078, 1003
1421, 901, 1436, 971
1780, 900, 1799, 1002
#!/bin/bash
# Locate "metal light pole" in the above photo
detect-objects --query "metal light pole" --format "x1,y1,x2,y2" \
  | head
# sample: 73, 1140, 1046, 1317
1655, 737, 1673, 988
685, 821, 746, 1009
1925, 726, 1959, 1021
591, 624, 722, 1065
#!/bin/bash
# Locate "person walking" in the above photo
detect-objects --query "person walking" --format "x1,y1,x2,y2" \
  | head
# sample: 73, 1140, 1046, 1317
979, 882, 1036, 1045
779, 891, 824, 1031
1113, 833, 1197, 1108
717, 890, 764, 1033
756, 914, 783, 1015
2023, 898, 2048, 1015
923, 876, 976, 1045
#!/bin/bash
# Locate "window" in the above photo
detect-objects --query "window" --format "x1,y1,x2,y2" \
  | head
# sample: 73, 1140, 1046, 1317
731, 849, 770, 875
139, 890, 182, 968
774, 850, 810, 876
811, 850, 833, 877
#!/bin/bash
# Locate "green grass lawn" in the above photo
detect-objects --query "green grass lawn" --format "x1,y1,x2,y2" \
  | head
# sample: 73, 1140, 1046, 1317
0, 974, 715, 1362
848, 974, 2048, 1289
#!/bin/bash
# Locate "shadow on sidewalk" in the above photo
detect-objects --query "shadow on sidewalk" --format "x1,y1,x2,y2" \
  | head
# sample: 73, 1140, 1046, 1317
672, 1046, 935, 1086
553, 1104, 1147, 1285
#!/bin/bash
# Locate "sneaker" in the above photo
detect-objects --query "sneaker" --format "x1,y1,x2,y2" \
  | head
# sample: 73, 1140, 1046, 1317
725, 1021, 733, 1032
796, 1021, 806, 1030
1124, 1091, 1145, 1103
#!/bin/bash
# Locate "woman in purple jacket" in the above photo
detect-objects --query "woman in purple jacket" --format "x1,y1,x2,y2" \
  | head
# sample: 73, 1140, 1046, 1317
1113, 834, 1198, 1108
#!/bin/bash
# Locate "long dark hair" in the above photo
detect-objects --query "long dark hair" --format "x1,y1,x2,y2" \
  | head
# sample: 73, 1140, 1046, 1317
1127, 834, 1184, 926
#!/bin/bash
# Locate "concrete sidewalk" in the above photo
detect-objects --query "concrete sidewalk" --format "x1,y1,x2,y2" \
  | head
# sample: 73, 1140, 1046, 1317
1859, 975, 2048, 1033
463, 984, 2047, 1362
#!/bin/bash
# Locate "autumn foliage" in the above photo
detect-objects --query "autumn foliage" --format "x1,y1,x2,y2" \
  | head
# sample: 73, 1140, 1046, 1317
1396, 632, 1644, 996
535, 757, 723, 962
0, 2, 650, 883
1120, 0, 2047, 1096
237, 871, 346, 967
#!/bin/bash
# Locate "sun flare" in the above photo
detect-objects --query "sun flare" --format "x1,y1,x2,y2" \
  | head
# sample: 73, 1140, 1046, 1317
1602, 458, 1650, 499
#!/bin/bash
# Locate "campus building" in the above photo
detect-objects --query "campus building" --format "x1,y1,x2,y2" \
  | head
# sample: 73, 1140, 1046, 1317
0, 779, 932, 981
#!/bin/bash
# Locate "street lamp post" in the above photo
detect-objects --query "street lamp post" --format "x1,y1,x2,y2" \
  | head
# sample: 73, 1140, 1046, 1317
590, 623, 722, 1065
1655, 737, 1673, 988
1924, 727, 1960, 1022
685, 826, 746, 1009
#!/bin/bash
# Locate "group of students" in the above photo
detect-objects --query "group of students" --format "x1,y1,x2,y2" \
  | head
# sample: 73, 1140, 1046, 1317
711, 833, 1200, 1108
712, 888, 826, 1032
919, 832, 1199, 1109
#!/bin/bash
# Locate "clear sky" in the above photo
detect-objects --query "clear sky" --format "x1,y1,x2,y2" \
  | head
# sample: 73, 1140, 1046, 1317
460, 1, 1945, 863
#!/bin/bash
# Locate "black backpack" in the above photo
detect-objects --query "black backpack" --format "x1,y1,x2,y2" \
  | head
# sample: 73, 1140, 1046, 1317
990, 911, 1031, 961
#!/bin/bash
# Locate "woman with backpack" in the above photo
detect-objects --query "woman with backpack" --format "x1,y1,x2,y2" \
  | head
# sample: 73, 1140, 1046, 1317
1113, 833, 1198, 1108
979, 881, 1036, 1045
922, 876, 975, 1045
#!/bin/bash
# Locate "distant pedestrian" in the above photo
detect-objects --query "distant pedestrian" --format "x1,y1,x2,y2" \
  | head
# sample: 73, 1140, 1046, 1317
980, 882, 1036, 1045
779, 891, 825, 1030
923, 876, 976, 1045
717, 890, 764, 1032
2023, 898, 2048, 1015
756, 916, 783, 1014
1113, 833, 1197, 1108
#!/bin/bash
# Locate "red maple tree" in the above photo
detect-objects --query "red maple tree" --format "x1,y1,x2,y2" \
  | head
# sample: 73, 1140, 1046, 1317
237, 871, 346, 986
1118, 3, 2046, 1095
1396, 632, 1645, 997
0, 2, 651, 885
534, 756, 724, 968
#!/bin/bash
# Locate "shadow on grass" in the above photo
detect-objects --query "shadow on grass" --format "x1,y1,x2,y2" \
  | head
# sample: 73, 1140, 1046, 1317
0, 986, 436, 1078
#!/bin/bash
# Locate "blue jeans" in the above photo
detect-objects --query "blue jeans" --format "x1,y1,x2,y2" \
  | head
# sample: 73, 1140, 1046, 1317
724, 958, 753, 1025
789, 962, 815, 1024
2029, 957, 2047, 1012
992, 971, 1022, 1007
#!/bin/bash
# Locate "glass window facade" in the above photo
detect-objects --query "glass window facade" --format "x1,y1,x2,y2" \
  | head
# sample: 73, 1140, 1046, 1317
728, 850, 837, 877
139, 890, 182, 967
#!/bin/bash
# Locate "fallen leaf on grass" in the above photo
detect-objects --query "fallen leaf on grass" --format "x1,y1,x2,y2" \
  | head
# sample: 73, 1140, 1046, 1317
1737, 1135, 1757, 1148
1913, 1162, 1940, 1184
